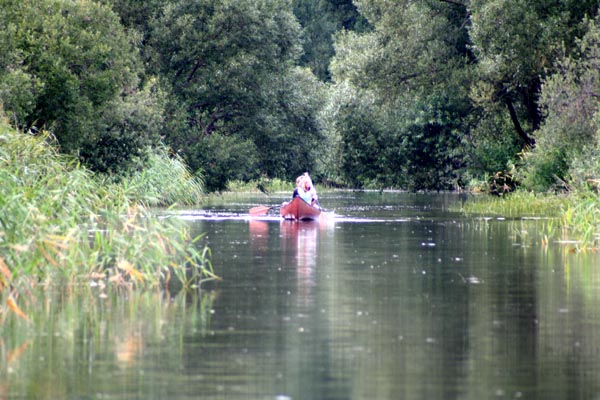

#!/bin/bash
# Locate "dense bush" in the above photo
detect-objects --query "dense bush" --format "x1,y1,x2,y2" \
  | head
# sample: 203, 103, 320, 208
0, 0, 161, 173
523, 16, 600, 192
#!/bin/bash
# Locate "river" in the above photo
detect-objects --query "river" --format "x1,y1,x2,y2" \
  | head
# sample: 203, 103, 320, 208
3, 191, 600, 399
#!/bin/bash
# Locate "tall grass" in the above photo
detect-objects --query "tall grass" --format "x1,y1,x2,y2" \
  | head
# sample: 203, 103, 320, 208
0, 121, 216, 292
107, 146, 205, 207
460, 190, 600, 250
562, 194, 600, 250
459, 191, 569, 218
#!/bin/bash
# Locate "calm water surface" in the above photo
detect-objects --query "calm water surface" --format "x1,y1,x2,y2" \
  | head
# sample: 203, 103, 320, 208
4, 192, 600, 400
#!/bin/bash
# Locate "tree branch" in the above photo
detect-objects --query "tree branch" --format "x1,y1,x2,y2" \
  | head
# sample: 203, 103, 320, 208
438, 0, 467, 7
186, 59, 206, 85
505, 98, 535, 147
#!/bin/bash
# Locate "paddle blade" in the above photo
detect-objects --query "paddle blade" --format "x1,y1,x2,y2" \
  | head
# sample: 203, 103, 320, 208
249, 205, 271, 216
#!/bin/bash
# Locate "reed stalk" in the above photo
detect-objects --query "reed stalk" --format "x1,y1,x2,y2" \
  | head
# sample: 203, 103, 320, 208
0, 120, 216, 293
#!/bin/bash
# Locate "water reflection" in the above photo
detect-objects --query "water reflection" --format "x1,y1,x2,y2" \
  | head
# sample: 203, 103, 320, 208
280, 221, 319, 305
249, 219, 270, 255
5, 193, 600, 399
0, 288, 217, 399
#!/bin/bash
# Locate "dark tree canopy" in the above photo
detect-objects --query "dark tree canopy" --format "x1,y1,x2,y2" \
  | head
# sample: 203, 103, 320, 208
0, 0, 160, 172
1, 0, 599, 192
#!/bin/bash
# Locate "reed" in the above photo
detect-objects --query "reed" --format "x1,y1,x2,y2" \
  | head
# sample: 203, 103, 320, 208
0, 121, 216, 292
561, 195, 600, 250
460, 190, 600, 250
460, 191, 569, 218
112, 147, 205, 207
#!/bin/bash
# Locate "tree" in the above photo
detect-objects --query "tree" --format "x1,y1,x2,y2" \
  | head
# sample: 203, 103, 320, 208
327, 0, 472, 189
150, 0, 325, 190
327, 0, 600, 190
0, 0, 159, 173
293, 0, 370, 81
523, 15, 600, 191
469, 0, 599, 147
102, 0, 164, 76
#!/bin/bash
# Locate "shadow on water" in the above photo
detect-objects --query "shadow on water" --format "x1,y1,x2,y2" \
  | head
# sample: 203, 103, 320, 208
4, 192, 600, 399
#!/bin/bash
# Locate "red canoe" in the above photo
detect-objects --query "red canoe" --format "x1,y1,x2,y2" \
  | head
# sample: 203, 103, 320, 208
280, 197, 321, 220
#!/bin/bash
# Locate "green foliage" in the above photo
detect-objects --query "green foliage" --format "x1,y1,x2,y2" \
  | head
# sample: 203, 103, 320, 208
3, 0, 600, 193
254, 67, 327, 179
521, 147, 570, 192
0, 120, 214, 289
330, 85, 467, 190
466, 111, 524, 177
334, 91, 385, 187
459, 191, 569, 218
469, 0, 599, 147
326, 0, 600, 192
111, 146, 204, 207
353, 0, 471, 98
327, 0, 472, 190
523, 15, 600, 192
0, 69, 42, 128
104, 0, 163, 36
293, 0, 370, 80
225, 177, 293, 193
461, 189, 600, 250
562, 194, 600, 249
0, 0, 161, 174
146, 0, 327, 190
189, 132, 259, 193
569, 144, 600, 191
330, 30, 378, 88
79, 79, 164, 173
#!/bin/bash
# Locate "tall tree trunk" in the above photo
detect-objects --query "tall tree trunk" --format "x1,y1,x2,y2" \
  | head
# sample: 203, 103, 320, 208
506, 98, 535, 147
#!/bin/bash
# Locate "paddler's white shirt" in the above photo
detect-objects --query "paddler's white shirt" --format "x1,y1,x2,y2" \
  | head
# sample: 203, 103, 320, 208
298, 185, 317, 204
297, 187, 312, 203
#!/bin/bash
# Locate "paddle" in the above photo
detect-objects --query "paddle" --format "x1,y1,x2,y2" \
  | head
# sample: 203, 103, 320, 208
249, 205, 276, 216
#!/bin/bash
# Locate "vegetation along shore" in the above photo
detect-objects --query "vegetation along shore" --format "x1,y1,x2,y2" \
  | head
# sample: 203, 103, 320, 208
0, 119, 216, 320
3, 1, 600, 316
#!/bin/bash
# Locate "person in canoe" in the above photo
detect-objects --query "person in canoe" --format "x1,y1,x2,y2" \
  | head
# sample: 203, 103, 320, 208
292, 175, 303, 199
279, 173, 322, 220
294, 172, 319, 208
251, 173, 320, 218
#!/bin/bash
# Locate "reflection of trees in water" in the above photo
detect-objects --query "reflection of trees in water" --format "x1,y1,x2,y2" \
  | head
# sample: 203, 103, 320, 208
209, 200, 600, 399
317, 220, 586, 399
0, 288, 217, 398
8, 196, 600, 399
318, 221, 472, 399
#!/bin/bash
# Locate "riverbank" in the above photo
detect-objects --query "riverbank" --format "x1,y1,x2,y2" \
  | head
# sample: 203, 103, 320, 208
459, 191, 600, 250
0, 121, 216, 318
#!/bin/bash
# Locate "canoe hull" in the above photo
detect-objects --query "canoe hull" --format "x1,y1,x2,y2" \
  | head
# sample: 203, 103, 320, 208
280, 197, 321, 221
